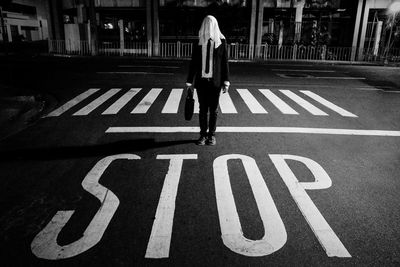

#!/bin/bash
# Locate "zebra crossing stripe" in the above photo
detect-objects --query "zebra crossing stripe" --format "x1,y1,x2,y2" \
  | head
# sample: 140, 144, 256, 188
259, 89, 299, 115
162, 89, 183, 114
300, 90, 358, 117
45, 88, 358, 118
237, 89, 268, 114
219, 92, 237, 113
73, 89, 121, 116
102, 88, 141, 115
45, 89, 100, 117
131, 88, 162, 114
279, 90, 328, 116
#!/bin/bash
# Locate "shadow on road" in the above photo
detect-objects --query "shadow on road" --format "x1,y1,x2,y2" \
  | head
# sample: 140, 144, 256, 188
0, 139, 195, 161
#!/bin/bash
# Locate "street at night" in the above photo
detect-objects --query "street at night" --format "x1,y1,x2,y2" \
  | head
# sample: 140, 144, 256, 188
0, 56, 399, 266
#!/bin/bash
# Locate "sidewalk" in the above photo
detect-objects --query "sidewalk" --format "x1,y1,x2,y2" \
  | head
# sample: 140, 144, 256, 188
0, 84, 47, 141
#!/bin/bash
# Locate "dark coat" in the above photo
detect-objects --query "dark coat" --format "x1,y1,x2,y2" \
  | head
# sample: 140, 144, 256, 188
186, 39, 230, 88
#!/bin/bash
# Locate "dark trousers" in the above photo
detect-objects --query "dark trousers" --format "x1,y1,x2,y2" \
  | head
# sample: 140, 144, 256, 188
196, 79, 221, 137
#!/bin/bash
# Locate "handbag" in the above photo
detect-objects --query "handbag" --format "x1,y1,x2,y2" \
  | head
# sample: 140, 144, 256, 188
184, 87, 195, 121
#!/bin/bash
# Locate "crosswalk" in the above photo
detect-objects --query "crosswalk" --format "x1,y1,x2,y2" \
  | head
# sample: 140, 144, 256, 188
45, 88, 358, 118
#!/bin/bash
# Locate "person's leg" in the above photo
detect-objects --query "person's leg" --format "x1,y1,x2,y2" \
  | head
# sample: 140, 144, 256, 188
196, 82, 209, 139
208, 87, 221, 137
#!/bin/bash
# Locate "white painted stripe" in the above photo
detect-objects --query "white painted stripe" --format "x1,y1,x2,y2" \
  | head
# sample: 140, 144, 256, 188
145, 154, 197, 258
259, 89, 298, 115
280, 90, 328, 116
193, 89, 200, 114
300, 90, 358, 117
131, 88, 162, 114
118, 65, 179, 69
219, 92, 237, 113
45, 89, 99, 117
102, 88, 141, 115
214, 154, 287, 256
314, 77, 365, 80
272, 69, 336, 73
270, 154, 351, 258
97, 72, 174, 75
237, 89, 268, 114
162, 89, 183, 114
31, 154, 140, 259
105, 127, 400, 136
73, 88, 121, 116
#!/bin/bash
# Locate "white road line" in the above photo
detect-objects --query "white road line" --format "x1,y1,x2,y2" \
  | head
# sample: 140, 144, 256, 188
45, 89, 99, 117
313, 77, 365, 80
272, 69, 336, 72
102, 88, 141, 115
259, 89, 299, 115
73, 88, 121, 116
300, 90, 358, 117
219, 92, 237, 113
118, 65, 180, 69
193, 89, 200, 114
280, 90, 328, 116
270, 154, 351, 258
131, 88, 162, 114
145, 154, 197, 259
105, 127, 400, 136
237, 89, 268, 113
96, 72, 174, 75
162, 89, 183, 114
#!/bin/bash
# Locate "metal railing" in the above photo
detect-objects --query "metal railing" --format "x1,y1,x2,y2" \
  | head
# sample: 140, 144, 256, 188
48, 40, 399, 63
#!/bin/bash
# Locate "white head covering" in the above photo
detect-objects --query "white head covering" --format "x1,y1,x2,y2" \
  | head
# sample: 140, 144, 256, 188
198, 15, 225, 48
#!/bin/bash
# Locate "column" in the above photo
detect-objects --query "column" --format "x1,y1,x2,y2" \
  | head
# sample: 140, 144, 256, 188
152, 0, 160, 56
357, 0, 371, 61
146, 0, 153, 45
255, 0, 264, 57
88, 0, 98, 55
119, 19, 124, 56
351, 0, 365, 61
294, 0, 304, 43
249, 0, 257, 59
77, 4, 84, 24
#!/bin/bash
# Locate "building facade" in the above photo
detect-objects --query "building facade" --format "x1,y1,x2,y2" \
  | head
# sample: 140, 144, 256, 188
1, 0, 399, 60
0, 0, 50, 42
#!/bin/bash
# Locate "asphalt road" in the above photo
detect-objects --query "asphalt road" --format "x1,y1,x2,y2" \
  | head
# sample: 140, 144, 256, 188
0, 57, 399, 266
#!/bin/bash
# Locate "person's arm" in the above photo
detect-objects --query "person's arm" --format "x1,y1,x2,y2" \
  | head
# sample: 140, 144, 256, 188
186, 42, 198, 87
221, 40, 230, 93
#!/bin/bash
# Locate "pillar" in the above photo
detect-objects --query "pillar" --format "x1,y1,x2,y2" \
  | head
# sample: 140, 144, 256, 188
49, 0, 63, 40
249, 0, 257, 58
77, 4, 84, 24
88, 0, 98, 55
294, 0, 304, 43
255, 0, 264, 57
0, 6, 8, 42
152, 0, 160, 56
146, 0, 153, 46
119, 19, 124, 56
351, 0, 365, 61
357, 0, 371, 61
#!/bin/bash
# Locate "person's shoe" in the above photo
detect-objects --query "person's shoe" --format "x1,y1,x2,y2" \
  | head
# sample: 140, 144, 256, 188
206, 136, 216, 146
196, 136, 207, 146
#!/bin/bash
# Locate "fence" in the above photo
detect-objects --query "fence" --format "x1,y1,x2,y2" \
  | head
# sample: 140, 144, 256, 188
48, 40, 400, 63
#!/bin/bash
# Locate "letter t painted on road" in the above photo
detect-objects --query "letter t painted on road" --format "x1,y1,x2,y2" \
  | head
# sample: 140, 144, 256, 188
145, 154, 198, 259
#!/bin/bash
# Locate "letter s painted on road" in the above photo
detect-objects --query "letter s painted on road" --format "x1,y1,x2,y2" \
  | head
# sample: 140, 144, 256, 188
31, 154, 140, 260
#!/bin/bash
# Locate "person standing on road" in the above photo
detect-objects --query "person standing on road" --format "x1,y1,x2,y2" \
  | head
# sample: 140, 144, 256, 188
186, 15, 230, 146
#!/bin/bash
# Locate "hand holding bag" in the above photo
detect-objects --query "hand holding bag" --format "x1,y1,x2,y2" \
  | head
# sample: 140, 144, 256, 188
184, 87, 195, 121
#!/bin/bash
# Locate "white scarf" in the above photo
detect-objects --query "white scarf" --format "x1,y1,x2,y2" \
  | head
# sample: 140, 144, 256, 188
198, 15, 225, 78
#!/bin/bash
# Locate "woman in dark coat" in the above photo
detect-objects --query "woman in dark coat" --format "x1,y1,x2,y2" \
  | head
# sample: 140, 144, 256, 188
186, 15, 230, 146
